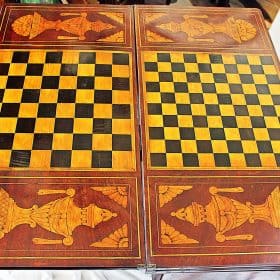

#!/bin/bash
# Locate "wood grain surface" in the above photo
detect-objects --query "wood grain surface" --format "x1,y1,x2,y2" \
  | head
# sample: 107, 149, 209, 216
0, 4, 279, 270
135, 5, 280, 270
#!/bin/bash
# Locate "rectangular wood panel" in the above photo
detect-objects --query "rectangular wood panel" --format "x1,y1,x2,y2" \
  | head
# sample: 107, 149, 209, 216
135, 5, 280, 270
0, 4, 144, 267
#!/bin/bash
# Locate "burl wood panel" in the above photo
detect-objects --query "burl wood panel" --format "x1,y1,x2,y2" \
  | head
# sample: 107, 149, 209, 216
0, 5, 133, 48
135, 6, 273, 52
0, 177, 143, 267
135, 6, 280, 269
0, 4, 144, 267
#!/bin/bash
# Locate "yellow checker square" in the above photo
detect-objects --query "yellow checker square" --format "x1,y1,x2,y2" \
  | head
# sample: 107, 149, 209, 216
226, 74, 241, 84
157, 62, 171, 72
75, 90, 94, 103
96, 52, 112, 64
212, 140, 228, 153
39, 89, 58, 103
194, 128, 211, 140
12, 133, 34, 150
0, 51, 12, 63
242, 84, 257, 94
262, 65, 277, 75
222, 55, 236, 64
148, 115, 163, 127
59, 76, 77, 89
29, 150, 52, 168
56, 103, 75, 118
229, 153, 246, 167
164, 127, 180, 140
236, 116, 252, 128
143, 52, 157, 62
43, 64, 61, 76
112, 90, 132, 104
52, 134, 73, 150
242, 141, 259, 153
166, 153, 183, 168
178, 115, 193, 127
112, 151, 134, 170
23, 76, 42, 89
207, 116, 223, 128
78, 64, 95, 76
145, 72, 159, 82
0, 150, 11, 167
224, 128, 241, 140
181, 140, 197, 153
170, 52, 184, 62
237, 64, 251, 74
269, 84, 280, 95
211, 64, 225, 73
196, 53, 210, 63
112, 65, 130, 78
74, 118, 93, 134
0, 77, 7, 88
271, 141, 280, 153
71, 150, 92, 168
162, 103, 177, 115
8, 63, 27, 75
259, 154, 277, 167
258, 94, 273, 105
253, 128, 270, 140
253, 74, 267, 84
191, 104, 206, 115
2, 89, 22, 103
28, 51, 46, 63
62, 51, 80, 64
247, 55, 261, 65
215, 83, 230, 93
0, 118, 17, 133
112, 119, 132, 134
247, 105, 263, 116
149, 140, 166, 153
275, 105, 280, 116
94, 104, 112, 118
146, 92, 161, 103
199, 73, 214, 84
175, 92, 190, 104
172, 72, 187, 83
188, 83, 203, 93
203, 93, 218, 104
34, 118, 55, 133
198, 153, 215, 167
95, 77, 112, 90
160, 82, 174, 92
265, 117, 280, 128
92, 134, 112, 150
18, 103, 38, 118
231, 94, 246, 105
219, 105, 235, 116
184, 63, 198, 72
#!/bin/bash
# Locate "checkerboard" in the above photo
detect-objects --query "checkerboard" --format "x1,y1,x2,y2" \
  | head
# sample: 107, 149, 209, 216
143, 51, 280, 168
0, 50, 135, 170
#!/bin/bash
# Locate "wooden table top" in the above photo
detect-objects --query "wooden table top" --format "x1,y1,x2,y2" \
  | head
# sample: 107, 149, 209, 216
0, 3, 279, 270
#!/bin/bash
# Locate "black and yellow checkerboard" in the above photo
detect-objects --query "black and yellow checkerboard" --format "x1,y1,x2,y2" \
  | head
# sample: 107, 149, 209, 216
0, 50, 135, 170
143, 51, 280, 168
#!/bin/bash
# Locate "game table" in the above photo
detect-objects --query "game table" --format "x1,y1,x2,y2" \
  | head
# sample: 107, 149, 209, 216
0, 3, 279, 271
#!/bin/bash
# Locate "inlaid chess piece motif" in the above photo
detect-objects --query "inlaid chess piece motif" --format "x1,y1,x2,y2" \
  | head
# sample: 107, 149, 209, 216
0, 188, 117, 246
156, 15, 257, 43
11, 12, 115, 40
171, 186, 280, 242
